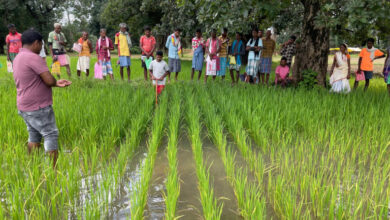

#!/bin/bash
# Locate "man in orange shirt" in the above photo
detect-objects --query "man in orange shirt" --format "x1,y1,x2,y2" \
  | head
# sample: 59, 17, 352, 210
354, 38, 385, 91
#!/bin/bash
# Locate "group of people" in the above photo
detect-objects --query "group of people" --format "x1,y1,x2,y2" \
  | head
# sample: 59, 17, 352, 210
329, 38, 389, 94
191, 27, 296, 86
6, 21, 390, 168
6, 23, 299, 88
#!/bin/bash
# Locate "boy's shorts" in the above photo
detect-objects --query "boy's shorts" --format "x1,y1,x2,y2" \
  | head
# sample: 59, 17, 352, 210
156, 85, 165, 95
18, 105, 59, 152
9, 52, 17, 62
119, 56, 131, 67
364, 71, 373, 80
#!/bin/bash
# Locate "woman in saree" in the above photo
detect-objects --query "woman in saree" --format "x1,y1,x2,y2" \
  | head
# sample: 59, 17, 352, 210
204, 29, 220, 83
330, 43, 351, 93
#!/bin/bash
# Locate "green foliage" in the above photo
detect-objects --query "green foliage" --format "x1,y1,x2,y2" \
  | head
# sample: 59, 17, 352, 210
130, 46, 142, 55
298, 69, 318, 89
0, 0, 65, 53
100, 0, 163, 43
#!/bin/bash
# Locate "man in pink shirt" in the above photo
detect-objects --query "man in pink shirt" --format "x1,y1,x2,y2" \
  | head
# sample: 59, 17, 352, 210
140, 26, 156, 81
13, 29, 71, 168
5, 24, 22, 63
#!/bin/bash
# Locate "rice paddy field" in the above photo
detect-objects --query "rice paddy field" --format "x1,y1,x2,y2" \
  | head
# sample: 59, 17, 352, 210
1, 55, 390, 219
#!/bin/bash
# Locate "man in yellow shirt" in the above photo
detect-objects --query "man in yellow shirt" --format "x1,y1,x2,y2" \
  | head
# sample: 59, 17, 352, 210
115, 23, 132, 82
354, 38, 385, 91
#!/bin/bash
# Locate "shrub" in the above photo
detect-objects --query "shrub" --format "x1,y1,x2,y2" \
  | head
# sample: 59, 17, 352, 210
298, 69, 318, 89
130, 46, 142, 55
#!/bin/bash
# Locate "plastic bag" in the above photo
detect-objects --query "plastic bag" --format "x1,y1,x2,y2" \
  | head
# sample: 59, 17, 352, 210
51, 61, 61, 75
7, 61, 13, 73
355, 71, 365, 81
229, 55, 236, 65
145, 57, 153, 69
72, 43, 82, 53
94, 62, 103, 79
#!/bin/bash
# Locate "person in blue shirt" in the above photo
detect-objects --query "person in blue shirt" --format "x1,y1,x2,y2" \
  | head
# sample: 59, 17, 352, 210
165, 28, 182, 82
229, 32, 245, 84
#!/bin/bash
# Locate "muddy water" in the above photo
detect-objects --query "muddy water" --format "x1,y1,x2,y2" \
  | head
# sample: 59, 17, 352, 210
201, 133, 241, 220
108, 150, 147, 219
71, 130, 248, 219
175, 131, 242, 220
144, 137, 169, 220
176, 135, 203, 219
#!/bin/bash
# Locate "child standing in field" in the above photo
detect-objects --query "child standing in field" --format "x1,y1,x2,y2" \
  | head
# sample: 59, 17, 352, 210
191, 29, 205, 81
149, 51, 170, 95
275, 57, 290, 87
6, 24, 22, 64
77, 31, 93, 78
205, 29, 221, 83
115, 23, 132, 82
140, 26, 156, 81
165, 28, 182, 82
13, 29, 71, 168
382, 45, 390, 96
96, 28, 114, 80
354, 38, 385, 91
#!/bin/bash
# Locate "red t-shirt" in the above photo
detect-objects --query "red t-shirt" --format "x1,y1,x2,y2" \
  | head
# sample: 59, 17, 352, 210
6, 32, 22, 53
13, 48, 52, 112
140, 35, 156, 55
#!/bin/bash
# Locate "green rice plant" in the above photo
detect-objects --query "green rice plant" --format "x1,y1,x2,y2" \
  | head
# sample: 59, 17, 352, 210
184, 88, 223, 220
164, 85, 181, 219
195, 85, 266, 219
206, 85, 265, 186
130, 91, 169, 219
1, 55, 390, 218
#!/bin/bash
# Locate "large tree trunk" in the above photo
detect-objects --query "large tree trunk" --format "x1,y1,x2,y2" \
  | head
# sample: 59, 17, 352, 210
292, 0, 330, 86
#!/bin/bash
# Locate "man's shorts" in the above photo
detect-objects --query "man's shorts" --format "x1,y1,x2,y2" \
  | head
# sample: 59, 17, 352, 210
18, 105, 59, 152
229, 64, 241, 71
169, 58, 181, 73
119, 56, 131, 67
259, 57, 272, 74
99, 60, 113, 76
